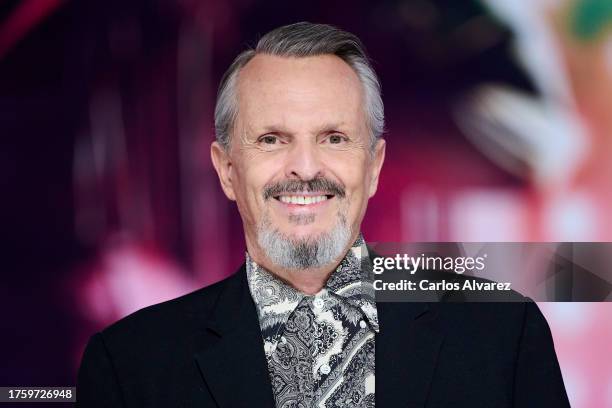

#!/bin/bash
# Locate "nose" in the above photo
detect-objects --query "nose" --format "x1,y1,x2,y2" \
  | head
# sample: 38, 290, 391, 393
284, 138, 325, 181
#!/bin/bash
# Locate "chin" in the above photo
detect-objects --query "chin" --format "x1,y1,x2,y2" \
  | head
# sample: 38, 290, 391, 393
277, 225, 334, 242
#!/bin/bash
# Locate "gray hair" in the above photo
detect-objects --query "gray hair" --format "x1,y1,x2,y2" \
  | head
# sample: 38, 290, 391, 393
214, 22, 384, 151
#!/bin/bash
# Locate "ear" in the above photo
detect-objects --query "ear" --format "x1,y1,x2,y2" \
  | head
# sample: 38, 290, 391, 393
211, 141, 237, 201
367, 138, 386, 198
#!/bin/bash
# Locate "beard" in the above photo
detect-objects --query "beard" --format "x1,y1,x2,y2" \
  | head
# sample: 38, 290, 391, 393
256, 209, 352, 271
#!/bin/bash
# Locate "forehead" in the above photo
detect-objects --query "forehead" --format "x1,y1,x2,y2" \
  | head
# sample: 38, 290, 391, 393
235, 54, 365, 132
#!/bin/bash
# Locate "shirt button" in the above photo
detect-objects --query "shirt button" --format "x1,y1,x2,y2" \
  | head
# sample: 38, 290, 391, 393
359, 320, 367, 329
320, 364, 331, 375
313, 298, 325, 309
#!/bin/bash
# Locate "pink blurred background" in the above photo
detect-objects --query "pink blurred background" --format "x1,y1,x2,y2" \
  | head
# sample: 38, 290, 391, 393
2, 0, 611, 406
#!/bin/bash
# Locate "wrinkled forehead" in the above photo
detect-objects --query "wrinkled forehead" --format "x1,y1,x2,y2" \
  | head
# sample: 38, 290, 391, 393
235, 54, 366, 134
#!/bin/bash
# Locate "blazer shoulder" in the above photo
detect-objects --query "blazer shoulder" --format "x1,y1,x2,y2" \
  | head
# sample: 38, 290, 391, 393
99, 271, 240, 348
433, 297, 548, 347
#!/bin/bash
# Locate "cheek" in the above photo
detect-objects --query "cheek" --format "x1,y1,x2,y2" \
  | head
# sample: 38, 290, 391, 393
329, 154, 369, 194
229, 163, 258, 216
235, 154, 282, 209
331, 158, 373, 217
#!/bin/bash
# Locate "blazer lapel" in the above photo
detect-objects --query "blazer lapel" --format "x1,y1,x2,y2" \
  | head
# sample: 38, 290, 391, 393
193, 265, 276, 407
376, 301, 444, 408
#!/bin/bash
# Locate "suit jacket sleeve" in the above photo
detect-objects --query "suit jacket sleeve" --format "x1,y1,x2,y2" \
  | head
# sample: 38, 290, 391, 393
513, 302, 571, 407
76, 333, 126, 408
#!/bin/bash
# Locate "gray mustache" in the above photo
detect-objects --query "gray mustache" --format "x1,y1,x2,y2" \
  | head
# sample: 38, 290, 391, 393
263, 178, 346, 200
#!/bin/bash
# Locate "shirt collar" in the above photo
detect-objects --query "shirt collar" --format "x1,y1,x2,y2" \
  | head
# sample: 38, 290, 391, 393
245, 233, 379, 337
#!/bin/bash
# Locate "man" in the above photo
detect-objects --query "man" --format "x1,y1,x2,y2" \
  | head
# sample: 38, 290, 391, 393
77, 22, 570, 407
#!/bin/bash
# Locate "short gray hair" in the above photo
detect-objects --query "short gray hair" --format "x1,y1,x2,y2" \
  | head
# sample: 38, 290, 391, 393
214, 22, 384, 151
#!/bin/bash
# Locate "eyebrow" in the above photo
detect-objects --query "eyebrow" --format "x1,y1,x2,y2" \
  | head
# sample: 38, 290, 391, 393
257, 122, 349, 135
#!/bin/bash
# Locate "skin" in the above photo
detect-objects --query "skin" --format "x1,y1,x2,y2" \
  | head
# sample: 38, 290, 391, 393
211, 53, 386, 294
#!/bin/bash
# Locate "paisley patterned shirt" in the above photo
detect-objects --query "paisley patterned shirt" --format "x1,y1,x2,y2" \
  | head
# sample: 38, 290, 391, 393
246, 235, 378, 408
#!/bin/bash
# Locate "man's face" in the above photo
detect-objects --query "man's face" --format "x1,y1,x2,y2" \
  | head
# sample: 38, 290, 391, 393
212, 54, 385, 269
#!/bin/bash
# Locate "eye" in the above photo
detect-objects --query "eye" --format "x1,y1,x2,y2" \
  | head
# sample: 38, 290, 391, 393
323, 133, 348, 146
329, 134, 344, 144
255, 133, 287, 151
260, 135, 278, 144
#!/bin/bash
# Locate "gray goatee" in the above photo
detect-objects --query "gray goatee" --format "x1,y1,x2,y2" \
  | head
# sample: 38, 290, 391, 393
257, 214, 352, 270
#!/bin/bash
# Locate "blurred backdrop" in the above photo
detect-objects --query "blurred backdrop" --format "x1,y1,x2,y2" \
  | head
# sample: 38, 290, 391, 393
2, 0, 612, 407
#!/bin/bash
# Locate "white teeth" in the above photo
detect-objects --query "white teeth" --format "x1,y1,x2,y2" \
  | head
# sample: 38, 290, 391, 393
278, 195, 329, 205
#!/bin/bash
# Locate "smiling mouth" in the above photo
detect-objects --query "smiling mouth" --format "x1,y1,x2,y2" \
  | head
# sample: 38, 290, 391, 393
273, 194, 335, 205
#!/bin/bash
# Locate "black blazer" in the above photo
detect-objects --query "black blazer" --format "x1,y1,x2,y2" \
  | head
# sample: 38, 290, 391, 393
76, 264, 570, 407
